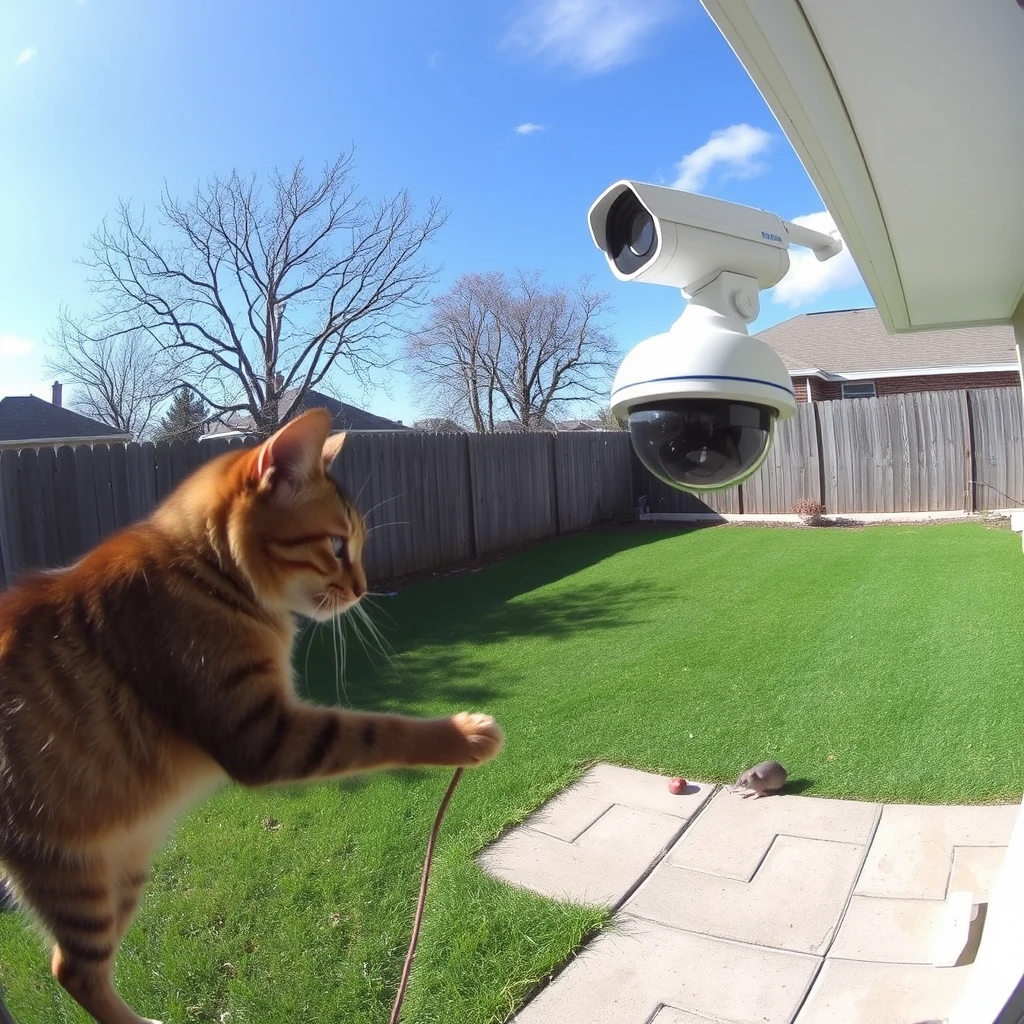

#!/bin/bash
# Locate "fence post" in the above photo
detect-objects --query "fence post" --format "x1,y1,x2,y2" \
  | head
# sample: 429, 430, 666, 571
964, 390, 978, 513
549, 433, 561, 536
812, 400, 827, 507
463, 433, 479, 560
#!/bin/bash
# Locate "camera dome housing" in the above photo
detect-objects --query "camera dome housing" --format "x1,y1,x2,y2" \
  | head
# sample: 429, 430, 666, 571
609, 272, 797, 493
589, 179, 841, 495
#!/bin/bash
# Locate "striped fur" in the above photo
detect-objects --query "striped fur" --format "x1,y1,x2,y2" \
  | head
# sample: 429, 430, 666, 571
0, 409, 502, 1024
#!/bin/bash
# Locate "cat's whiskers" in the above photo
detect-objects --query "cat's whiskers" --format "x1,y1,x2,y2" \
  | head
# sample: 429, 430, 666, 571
353, 473, 372, 507
361, 595, 398, 628
343, 609, 373, 661
366, 520, 409, 535
332, 608, 350, 708
361, 493, 402, 525
353, 602, 395, 664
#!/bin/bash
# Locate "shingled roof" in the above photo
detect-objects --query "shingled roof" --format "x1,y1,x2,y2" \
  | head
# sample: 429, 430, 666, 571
204, 388, 407, 438
757, 307, 1016, 375
0, 396, 130, 444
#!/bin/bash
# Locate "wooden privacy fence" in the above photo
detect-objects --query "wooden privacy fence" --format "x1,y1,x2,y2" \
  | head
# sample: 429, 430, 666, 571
637, 387, 1024, 516
0, 430, 635, 588
2, 385, 1023, 588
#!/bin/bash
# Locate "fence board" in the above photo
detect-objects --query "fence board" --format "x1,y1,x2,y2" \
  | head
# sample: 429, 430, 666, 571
36, 446, 62, 569
14, 449, 45, 571
74, 446, 101, 557
126, 444, 147, 523
92, 444, 116, 540
139, 443, 158, 514
970, 387, 1024, 510
0, 450, 22, 583
169, 442, 189, 489
108, 444, 131, 530
555, 432, 633, 532
468, 433, 556, 554
154, 443, 173, 502
185, 439, 204, 475
743, 403, 821, 513
55, 446, 81, 564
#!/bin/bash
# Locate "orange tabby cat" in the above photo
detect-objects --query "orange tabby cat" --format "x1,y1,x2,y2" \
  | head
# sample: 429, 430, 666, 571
0, 407, 503, 1024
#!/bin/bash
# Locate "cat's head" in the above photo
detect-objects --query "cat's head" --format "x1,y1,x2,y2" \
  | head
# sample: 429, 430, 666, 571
226, 408, 368, 620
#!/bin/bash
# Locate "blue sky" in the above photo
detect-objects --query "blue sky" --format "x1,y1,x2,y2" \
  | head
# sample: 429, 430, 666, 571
0, 0, 871, 424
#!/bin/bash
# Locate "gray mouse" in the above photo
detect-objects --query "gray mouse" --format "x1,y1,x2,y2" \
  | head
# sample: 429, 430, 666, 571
730, 761, 788, 798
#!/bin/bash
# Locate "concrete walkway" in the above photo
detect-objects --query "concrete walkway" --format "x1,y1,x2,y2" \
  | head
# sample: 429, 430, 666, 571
478, 764, 1018, 1024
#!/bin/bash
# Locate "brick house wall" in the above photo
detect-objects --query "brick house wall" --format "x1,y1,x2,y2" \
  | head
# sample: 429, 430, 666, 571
793, 369, 1020, 403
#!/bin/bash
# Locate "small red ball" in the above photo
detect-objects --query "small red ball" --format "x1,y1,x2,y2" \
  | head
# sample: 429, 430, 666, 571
668, 777, 687, 794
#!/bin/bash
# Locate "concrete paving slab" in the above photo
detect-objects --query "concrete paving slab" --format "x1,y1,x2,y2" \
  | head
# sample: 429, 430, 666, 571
794, 958, 970, 1024
667, 787, 879, 881
856, 805, 1019, 900
949, 844, 1007, 903
478, 804, 686, 908
512, 916, 819, 1024
528, 765, 714, 843
829, 895, 948, 964
649, 1009, 733, 1024
628, 834, 863, 954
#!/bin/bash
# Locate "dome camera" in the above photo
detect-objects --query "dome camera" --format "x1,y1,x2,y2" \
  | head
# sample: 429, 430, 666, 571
587, 181, 843, 493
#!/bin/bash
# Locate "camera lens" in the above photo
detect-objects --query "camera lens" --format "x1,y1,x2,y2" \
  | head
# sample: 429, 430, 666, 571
606, 191, 658, 275
628, 399, 776, 492
628, 210, 655, 257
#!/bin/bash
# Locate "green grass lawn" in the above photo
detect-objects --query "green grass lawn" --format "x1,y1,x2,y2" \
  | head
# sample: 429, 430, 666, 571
3, 522, 1024, 1022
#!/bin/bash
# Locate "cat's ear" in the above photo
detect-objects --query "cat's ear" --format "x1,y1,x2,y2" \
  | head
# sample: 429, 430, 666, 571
322, 431, 347, 473
254, 409, 333, 493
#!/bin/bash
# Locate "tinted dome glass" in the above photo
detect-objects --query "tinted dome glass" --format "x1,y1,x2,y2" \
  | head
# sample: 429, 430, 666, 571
628, 399, 776, 492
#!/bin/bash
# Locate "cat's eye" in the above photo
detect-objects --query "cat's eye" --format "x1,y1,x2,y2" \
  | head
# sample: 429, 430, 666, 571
331, 536, 347, 560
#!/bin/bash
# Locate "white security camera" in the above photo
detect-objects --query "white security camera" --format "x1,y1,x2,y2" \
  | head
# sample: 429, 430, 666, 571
588, 181, 843, 493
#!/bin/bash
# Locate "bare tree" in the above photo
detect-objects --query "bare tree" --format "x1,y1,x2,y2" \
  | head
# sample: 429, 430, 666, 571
45, 313, 178, 438
77, 153, 446, 436
404, 271, 617, 431
403, 273, 503, 432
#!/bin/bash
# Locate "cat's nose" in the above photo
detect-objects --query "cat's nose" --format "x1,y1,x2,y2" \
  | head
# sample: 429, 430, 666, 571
353, 580, 366, 599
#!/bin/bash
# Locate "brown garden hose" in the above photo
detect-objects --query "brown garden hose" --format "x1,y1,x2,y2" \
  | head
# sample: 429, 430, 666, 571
389, 767, 464, 1024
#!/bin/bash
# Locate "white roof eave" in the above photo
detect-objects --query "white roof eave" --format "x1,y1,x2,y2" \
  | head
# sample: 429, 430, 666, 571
700, 0, 909, 332
699, 0, 1024, 336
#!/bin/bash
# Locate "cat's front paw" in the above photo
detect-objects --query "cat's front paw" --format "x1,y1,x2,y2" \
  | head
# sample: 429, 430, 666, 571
451, 712, 503, 766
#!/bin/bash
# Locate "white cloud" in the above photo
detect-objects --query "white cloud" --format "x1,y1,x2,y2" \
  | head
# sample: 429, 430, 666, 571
770, 212, 864, 307
514, 122, 545, 135
427, 50, 440, 69
673, 124, 773, 192
0, 334, 35, 358
15, 47, 37, 66
504, 0, 678, 75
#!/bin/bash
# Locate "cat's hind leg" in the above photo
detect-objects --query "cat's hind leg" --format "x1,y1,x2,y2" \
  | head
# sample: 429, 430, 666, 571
16, 852, 160, 1024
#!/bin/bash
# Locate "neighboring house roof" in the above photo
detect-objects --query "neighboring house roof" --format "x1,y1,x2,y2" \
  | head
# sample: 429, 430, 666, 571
492, 417, 557, 433
758, 308, 1017, 381
0, 396, 131, 445
555, 418, 605, 431
204, 388, 408, 438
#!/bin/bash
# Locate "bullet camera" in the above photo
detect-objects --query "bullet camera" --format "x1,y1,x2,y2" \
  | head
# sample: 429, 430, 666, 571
588, 181, 843, 493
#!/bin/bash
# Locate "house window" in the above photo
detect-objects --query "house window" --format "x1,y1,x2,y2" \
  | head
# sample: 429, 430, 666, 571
841, 381, 876, 399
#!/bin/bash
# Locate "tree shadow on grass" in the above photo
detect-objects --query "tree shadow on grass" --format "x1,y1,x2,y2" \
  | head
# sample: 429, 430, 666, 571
296, 527, 699, 712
